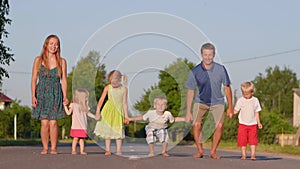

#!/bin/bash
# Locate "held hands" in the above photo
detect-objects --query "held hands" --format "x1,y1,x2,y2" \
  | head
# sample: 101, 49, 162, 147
226, 107, 234, 119
95, 113, 101, 121
63, 97, 69, 106
185, 112, 193, 123
124, 117, 130, 125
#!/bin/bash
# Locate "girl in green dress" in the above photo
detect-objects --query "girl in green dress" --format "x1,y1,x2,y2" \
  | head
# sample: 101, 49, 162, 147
94, 70, 129, 155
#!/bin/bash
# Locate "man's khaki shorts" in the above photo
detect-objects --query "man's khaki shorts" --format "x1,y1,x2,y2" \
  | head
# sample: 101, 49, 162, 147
192, 103, 225, 124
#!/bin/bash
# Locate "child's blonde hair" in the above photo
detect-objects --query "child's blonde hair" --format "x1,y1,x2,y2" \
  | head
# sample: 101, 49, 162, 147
241, 81, 255, 94
153, 95, 168, 108
108, 70, 127, 88
73, 88, 89, 113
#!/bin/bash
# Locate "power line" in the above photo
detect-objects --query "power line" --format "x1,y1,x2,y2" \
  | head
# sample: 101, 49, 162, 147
7, 48, 300, 75
223, 48, 300, 64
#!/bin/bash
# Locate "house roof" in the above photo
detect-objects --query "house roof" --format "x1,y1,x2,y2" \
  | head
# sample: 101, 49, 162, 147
292, 88, 300, 96
0, 92, 13, 102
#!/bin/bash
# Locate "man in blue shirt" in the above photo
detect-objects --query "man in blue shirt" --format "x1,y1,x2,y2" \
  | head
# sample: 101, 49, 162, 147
185, 43, 233, 159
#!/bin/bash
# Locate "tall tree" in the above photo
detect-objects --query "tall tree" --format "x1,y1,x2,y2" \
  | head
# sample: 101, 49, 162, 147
61, 51, 106, 138
134, 58, 194, 115
132, 58, 194, 140
0, 0, 14, 87
253, 66, 299, 119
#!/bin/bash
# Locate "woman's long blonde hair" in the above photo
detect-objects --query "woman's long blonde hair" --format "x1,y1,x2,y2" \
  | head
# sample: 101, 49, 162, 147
108, 70, 127, 88
73, 88, 89, 113
37, 34, 62, 78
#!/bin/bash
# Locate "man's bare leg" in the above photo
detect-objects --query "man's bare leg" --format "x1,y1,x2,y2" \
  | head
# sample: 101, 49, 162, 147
210, 122, 223, 159
193, 122, 203, 158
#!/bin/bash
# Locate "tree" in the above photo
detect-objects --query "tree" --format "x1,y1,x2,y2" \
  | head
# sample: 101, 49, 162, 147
0, 101, 33, 139
0, 0, 14, 87
132, 58, 194, 140
253, 66, 299, 119
60, 51, 106, 138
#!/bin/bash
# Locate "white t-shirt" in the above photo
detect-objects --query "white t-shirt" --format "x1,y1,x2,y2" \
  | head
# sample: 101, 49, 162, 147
234, 96, 262, 125
142, 110, 175, 129
70, 103, 88, 130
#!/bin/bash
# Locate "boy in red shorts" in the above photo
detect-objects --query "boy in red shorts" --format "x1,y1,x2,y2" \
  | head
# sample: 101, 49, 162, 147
234, 82, 263, 160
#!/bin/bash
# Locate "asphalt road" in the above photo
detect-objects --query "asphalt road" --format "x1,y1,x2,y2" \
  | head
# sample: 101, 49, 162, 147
0, 143, 299, 169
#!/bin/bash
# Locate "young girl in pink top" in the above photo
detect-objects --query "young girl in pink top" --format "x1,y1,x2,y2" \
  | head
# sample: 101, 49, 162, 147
64, 88, 96, 155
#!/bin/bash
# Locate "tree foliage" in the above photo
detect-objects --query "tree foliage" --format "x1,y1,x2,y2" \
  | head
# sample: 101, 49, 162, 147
0, 101, 33, 139
253, 66, 299, 119
131, 58, 194, 139
0, 0, 14, 87
60, 51, 106, 137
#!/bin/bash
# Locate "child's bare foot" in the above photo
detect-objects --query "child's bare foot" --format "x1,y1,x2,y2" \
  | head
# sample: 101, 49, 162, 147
116, 151, 122, 156
72, 151, 77, 155
148, 153, 155, 157
40, 149, 48, 155
50, 149, 57, 155
80, 152, 87, 155
105, 151, 111, 156
251, 156, 256, 161
162, 152, 170, 157
240, 156, 246, 160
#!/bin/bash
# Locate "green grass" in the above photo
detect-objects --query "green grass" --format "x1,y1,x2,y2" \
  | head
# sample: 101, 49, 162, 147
204, 141, 300, 156
0, 139, 41, 146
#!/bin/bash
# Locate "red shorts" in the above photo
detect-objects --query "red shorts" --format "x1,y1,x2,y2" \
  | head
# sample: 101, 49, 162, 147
237, 124, 258, 146
70, 129, 87, 138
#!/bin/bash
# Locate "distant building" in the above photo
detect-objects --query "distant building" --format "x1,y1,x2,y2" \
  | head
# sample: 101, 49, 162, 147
0, 92, 13, 110
293, 88, 300, 127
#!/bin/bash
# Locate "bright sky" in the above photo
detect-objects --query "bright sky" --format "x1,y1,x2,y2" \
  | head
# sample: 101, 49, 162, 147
2, 0, 300, 108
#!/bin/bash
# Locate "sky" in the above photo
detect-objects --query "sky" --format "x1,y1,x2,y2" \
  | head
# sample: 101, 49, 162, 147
2, 0, 300, 109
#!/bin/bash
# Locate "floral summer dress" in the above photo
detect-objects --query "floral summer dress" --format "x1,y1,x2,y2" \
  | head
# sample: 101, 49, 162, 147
94, 85, 125, 139
32, 65, 65, 120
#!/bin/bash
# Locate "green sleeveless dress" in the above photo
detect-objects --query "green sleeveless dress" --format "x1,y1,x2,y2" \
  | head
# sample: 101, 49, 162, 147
32, 65, 65, 120
94, 85, 125, 139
